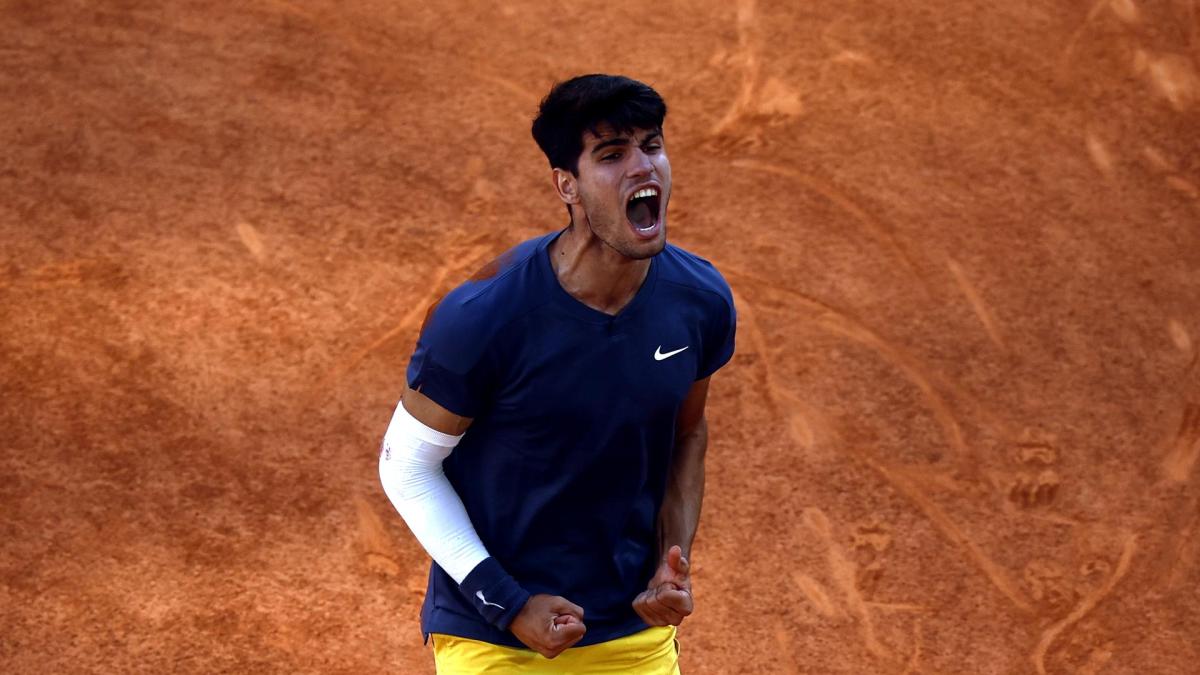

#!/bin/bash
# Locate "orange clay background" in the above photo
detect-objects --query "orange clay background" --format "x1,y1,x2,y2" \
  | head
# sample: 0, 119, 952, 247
2, 1, 1199, 673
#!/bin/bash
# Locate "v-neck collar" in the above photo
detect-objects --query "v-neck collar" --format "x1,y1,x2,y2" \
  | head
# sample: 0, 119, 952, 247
539, 228, 659, 326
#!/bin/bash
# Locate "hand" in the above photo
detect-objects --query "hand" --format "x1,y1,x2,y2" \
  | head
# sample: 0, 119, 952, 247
632, 545, 694, 626
509, 594, 587, 659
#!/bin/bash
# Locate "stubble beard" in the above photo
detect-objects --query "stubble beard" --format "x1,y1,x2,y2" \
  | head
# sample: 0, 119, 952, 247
577, 196, 665, 262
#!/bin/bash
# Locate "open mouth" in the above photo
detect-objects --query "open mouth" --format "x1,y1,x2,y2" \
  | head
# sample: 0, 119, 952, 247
626, 186, 661, 234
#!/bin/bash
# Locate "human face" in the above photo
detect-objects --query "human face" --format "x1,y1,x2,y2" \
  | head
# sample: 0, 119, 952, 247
570, 125, 671, 260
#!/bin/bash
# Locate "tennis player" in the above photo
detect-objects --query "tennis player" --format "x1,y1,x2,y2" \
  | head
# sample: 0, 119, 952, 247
379, 74, 736, 673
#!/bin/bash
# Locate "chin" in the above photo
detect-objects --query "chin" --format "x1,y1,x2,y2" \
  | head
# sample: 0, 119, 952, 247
624, 230, 666, 260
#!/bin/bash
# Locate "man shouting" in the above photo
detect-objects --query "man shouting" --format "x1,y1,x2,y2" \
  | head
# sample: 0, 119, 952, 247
379, 74, 736, 673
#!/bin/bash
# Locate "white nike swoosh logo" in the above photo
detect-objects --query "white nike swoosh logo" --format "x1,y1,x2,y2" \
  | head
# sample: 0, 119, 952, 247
475, 591, 505, 610
654, 345, 689, 361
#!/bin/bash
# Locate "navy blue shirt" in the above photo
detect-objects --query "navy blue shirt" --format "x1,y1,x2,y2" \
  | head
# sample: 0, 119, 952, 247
406, 228, 736, 648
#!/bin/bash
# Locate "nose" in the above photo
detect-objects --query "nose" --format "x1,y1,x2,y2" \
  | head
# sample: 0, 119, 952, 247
627, 147, 653, 178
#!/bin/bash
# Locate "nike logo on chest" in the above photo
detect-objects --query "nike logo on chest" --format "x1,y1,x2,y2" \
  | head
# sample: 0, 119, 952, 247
654, 345, 689, 361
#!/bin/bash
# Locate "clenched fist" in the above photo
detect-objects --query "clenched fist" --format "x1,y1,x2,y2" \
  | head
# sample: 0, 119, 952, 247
509, 594, 587, 659
632, 545, 693, 626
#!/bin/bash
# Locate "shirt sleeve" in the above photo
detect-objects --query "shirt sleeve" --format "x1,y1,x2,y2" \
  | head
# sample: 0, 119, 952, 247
405, 290, 497, 418
697, 291, 736, 380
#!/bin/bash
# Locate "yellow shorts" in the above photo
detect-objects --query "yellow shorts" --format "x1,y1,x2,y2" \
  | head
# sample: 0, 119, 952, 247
431, 626, 680, 674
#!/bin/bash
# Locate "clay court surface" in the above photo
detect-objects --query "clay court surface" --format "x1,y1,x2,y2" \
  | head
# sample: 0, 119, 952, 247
2, 0, 1199, 672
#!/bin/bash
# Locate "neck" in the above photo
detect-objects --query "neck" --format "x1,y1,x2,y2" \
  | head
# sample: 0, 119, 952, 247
548, 223, 651, 316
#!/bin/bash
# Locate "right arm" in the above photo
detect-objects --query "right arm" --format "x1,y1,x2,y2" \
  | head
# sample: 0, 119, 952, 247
378, 385, 586, 657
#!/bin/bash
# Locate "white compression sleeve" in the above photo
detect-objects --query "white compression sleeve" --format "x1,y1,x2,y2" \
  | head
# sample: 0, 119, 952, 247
377, 400, 489, 585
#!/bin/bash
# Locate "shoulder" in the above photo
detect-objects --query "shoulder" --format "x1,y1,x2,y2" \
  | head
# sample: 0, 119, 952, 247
416, 233, 551, 368
656, 243, 734, 311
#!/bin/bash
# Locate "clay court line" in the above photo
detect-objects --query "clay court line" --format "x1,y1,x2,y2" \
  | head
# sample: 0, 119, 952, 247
731, 290, 822, 449
729, 159, 932, 292
1031, 533, 1137, 675
725, 268, 970, 461
730, 283, 1030, 644
860, 455, 1036, 615
724, 264, 1017, 440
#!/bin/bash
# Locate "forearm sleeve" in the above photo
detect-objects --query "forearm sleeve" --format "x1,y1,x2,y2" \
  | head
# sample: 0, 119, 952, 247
377, 401, 529, 629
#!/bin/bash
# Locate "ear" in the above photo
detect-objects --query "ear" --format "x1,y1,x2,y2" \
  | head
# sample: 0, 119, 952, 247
553, 168, 580, 205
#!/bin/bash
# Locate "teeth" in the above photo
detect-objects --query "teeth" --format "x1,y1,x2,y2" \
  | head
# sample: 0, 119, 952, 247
630, 187, 659, 201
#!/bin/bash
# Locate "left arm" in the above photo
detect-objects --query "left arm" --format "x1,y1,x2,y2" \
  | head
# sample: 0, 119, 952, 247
658, 377, 710, 560
632, 377, 712, 627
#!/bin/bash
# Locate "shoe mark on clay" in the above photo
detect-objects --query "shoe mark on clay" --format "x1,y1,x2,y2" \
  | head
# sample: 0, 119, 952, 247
792, 517, 896, 620
5, 258, 130, 291
235, 222, 267, 262
771, 627, 803, 675
792, 571, 842, 620
1145, 52, 1198, 112
814, 14, 877, 89
1109, 0, 1141, 24
1023, 560, 1078, 614
1008, 470, 1061, 509
1013, 435, 1058, 466
354, 494, 401, 578
851, 517, 892, 598
1142, 147, 1200, 204
1165, 320, 1198, 381
1157, 495, 1199, 591
1063, 0, 1200, 114
1077, 641, 1116, 675
1156, 401, 1200, 590
1163, 401, 1200, 483
708, 0, 760, 140
1057, 0, 1145, 74
706, 0, 804, 151
799, 511, 930, 670
946, 258, 1006, 352
1084, 131, 1117, 180
1031, 533, 1137, 675
898, 619, 926, 675
462, 156, 499, 218
1002, 433, 1065, 512
800, 507, 894, 662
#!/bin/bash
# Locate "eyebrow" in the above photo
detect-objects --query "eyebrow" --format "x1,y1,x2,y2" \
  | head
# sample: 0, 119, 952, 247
590, 130, 663, 155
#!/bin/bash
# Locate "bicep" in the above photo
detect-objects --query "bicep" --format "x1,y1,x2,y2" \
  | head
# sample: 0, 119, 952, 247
402, 385, 473, 436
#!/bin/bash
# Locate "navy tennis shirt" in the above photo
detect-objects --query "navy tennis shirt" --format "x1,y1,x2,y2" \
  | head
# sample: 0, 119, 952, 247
406, 228, 736, 648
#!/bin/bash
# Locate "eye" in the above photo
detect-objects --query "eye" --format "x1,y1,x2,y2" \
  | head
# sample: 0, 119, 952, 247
642, 143, 662, 153
601, 151, 622, 162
